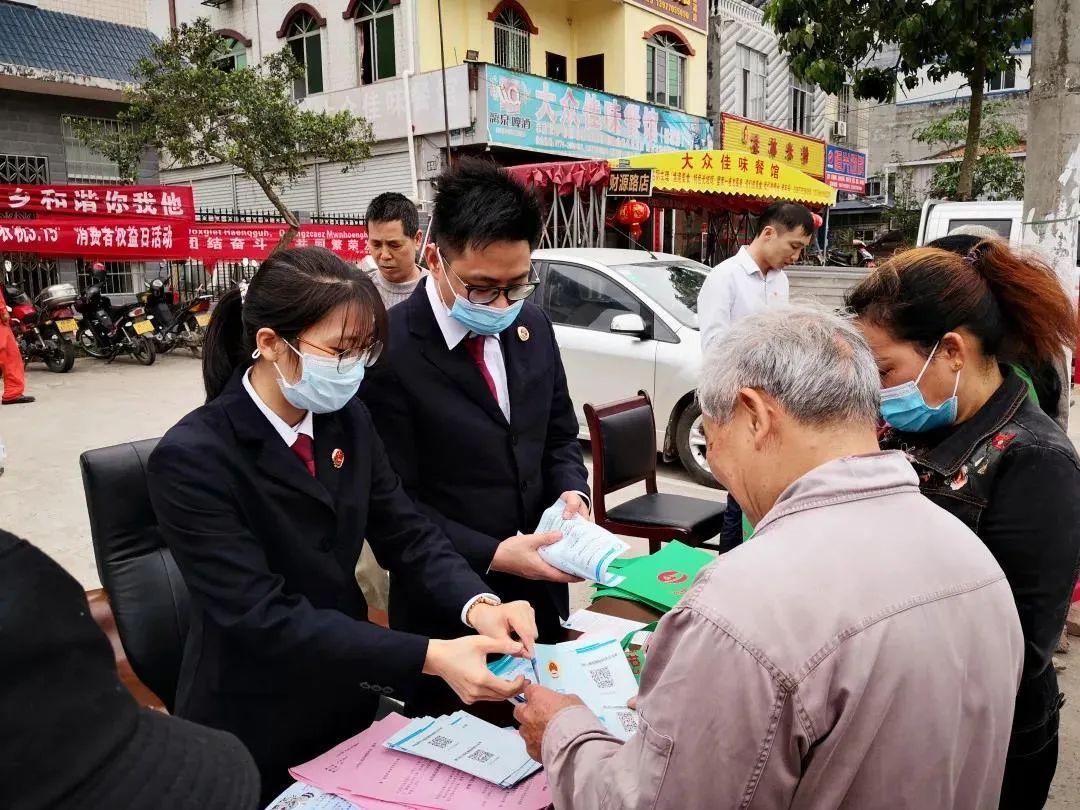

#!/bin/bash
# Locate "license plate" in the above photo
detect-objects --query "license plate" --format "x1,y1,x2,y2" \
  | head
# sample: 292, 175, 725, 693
56, 318, 78, 333
195, 313, 210, 327
133, 319, 154, 335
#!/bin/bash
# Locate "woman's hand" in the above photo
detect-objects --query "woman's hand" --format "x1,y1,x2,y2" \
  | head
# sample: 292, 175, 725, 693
468, 599, 538, 657
490, 532, 584, 583
423, 636, 527, 704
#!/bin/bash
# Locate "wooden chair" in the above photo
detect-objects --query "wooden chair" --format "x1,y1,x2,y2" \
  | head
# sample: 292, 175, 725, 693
584, 391, 729, 554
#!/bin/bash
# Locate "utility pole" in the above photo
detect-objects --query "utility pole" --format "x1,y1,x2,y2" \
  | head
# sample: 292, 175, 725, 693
1021, 0, 1080, 429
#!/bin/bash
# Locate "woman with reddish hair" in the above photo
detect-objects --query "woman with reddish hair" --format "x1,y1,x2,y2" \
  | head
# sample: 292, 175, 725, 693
848, 239, 1080, 809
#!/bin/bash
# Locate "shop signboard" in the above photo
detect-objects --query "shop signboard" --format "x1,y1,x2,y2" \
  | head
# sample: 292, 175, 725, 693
824, 144, 867, 194
485, 65, 713, 161
720, 114, 827, 179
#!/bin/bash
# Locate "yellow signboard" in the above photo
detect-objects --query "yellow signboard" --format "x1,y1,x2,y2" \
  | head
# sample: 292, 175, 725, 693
720, 113, 827, 179
609, 150, 837, 207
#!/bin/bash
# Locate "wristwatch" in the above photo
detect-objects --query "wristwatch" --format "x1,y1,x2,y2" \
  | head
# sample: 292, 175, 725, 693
465, 594, 502, 629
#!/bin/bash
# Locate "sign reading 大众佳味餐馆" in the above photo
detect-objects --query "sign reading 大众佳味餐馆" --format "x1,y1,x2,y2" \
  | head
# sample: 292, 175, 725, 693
485, 66, 713, 161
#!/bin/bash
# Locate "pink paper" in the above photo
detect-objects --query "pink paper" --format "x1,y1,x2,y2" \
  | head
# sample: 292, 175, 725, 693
289, 713, 551, 810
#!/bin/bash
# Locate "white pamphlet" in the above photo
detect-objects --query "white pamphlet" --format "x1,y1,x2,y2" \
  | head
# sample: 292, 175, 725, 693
534, 498, 628, 585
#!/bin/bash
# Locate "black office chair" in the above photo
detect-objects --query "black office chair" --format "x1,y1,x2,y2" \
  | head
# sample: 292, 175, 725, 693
585, 392, 731, 554
80, 438, 188, 712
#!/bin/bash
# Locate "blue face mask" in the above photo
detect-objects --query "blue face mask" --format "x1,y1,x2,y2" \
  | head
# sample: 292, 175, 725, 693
273, 341, 366, 414
879, 342, 960, 432
438, 248, 524, 336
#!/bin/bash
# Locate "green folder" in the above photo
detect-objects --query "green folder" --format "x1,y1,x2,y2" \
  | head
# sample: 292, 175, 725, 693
591, 541, 714, 612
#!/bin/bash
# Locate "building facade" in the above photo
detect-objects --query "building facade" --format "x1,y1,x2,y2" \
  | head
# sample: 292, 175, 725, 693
154, 0, 713, 215
0, 0, 159, 294
705, 0, 870, 155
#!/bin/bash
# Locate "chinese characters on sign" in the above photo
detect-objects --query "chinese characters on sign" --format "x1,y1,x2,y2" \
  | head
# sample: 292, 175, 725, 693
485, 66, 713, 161
187, 224, 369, 263
0, 185, 195, 221
0, 219, 190, 258
719, 114, 826, 179
824, 144, 868, 194
632, 0, 707, 32
608, 169, 655, 197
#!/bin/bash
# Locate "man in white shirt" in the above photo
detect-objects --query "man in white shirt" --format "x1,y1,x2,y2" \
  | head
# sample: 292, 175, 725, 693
697, 201, 815, 545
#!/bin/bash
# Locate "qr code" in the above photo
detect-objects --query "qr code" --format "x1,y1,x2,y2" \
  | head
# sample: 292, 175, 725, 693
467, 748, 495, 764
618, 711, 639, 735
429, 735, 454, 749
589, 666, 614, 691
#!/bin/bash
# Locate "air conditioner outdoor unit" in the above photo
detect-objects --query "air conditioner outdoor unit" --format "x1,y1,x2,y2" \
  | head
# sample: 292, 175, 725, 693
833, 120, 848, 138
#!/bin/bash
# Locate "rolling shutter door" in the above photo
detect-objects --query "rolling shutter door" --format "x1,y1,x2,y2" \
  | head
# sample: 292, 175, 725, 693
234, 170, 317, 213
184, 176, 233, 209
317, 152, 412, 216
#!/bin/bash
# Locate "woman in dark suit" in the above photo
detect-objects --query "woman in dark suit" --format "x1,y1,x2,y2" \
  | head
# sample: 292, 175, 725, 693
148, 247, 538, 802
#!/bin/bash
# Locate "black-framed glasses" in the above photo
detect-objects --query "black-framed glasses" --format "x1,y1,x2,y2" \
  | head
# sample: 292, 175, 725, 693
437, 248, 539, 305
296, 336, 383, 372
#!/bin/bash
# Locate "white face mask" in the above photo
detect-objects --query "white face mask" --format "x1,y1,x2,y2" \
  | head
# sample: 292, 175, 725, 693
271, 341, 367, 414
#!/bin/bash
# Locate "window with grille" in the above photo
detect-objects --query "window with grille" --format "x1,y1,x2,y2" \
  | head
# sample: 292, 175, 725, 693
738, 45, 766, 121
0, 154, 48, 184
494, 7, 530, 72
358, 0, 397, 84
76, 259, 135, 295
790, 79, 812, 133
646, 34, 688, 110
286, 12, 324, 98
215, 37, 248, 72
62, 117, 128, 184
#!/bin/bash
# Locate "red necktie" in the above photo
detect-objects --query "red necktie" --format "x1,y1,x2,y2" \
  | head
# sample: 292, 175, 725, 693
291, 433, 316, 477
463, 335, 498, 401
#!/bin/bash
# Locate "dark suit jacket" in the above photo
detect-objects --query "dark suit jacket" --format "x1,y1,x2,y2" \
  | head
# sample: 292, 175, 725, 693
147, 370, 488, 800
360, 279, 588, 643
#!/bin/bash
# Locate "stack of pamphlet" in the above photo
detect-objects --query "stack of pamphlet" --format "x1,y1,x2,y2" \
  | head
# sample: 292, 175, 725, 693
383, 711, 541, 788
591, 540, 713, 612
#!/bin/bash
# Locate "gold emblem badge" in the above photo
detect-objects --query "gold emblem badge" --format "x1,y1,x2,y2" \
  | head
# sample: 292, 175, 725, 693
517, 326, 530, 342
331, 449, 345, 469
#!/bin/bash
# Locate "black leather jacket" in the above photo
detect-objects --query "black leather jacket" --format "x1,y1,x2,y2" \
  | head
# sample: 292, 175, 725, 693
881, 369, 1080, 757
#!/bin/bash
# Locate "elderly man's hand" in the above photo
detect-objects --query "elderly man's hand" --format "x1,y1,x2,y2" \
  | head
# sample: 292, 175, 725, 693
514, 683, 586, 761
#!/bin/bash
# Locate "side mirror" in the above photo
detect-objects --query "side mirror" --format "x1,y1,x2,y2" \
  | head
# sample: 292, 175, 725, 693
610, 313, 647, 337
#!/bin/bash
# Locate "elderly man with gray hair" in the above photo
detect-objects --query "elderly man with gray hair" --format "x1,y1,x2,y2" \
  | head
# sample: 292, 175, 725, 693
515, 305, 1024, 809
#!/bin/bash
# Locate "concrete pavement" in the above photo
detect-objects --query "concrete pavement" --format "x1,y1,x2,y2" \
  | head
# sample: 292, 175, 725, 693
1, 356, 1078, 806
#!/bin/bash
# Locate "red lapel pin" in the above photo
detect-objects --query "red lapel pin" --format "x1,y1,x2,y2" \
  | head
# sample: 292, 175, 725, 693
332, 448, 345, 469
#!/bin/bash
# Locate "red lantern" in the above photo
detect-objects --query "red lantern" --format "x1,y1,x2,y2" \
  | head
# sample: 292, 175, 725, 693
615, 199, 650, 242
811, 212, 824, 230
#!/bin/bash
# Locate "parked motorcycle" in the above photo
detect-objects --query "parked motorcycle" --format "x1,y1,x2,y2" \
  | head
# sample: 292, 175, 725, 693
74, 264, 156, 365
1, 261, 76, 373
138, 272, 212, 358
825, 239, 876, 268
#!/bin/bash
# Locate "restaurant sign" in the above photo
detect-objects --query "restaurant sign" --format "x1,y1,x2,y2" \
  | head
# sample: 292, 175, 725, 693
720, 114, 826, 179
825, 144, 867, 194
485, 65, 713, 161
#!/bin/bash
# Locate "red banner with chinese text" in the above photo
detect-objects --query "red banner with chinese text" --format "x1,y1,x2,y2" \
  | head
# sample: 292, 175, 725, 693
0, 184, 195, 221
0, 218, 191, 258
187, 223, 369, 263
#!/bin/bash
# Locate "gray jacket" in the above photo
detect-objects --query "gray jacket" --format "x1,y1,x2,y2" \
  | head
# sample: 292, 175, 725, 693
542, 452, 1024, 809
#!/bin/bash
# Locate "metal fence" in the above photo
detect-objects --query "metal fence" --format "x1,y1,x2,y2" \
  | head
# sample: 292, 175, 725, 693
168, 207, 368, 301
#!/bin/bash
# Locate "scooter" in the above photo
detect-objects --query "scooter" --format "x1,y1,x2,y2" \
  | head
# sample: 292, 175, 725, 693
74, 264, 156, 365
1, 261, 76, 373
139, 272, 212, 358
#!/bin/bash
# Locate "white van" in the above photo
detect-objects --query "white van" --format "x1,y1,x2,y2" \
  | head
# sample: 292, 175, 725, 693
917, 199, 1023, 246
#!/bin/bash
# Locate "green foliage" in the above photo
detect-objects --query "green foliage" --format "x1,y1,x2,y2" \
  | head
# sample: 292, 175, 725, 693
765, 0, 1032, 101
68, 18, 374, 237
914, 102, 1025, 199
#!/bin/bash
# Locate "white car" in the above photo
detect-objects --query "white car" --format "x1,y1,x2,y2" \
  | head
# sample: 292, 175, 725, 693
532, 248, 716, 487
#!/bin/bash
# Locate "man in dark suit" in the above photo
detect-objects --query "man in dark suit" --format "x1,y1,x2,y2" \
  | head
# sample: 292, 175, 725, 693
361, 160, 589, 652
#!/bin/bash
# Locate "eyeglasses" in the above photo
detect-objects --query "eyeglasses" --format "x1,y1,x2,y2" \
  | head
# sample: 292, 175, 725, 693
437, 248, 539, 305
297, 336, 383, 372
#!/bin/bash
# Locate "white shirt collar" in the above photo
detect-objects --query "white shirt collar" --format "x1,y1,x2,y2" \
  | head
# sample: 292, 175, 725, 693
736, 246, 769, 277
424, 274, 502, 349
242, 367, 314, 447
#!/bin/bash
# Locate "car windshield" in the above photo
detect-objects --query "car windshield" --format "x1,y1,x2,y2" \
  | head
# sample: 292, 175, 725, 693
609, 260, 709, 328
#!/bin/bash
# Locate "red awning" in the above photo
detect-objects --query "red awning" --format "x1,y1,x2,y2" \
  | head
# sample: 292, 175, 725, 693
506, 160, 610, 194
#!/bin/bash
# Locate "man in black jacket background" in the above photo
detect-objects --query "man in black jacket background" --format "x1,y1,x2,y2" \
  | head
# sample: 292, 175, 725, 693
361, 161, 589, 659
